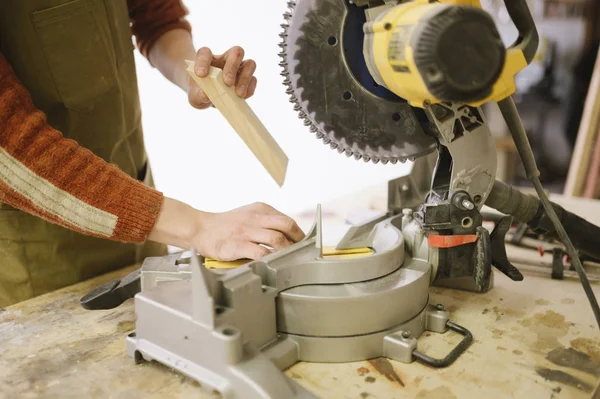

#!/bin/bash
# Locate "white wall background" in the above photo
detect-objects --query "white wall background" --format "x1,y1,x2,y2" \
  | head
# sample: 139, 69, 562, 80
135, 1, 412, 217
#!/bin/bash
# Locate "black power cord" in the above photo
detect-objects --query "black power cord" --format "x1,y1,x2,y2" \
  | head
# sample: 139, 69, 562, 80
498, 97, 600, 330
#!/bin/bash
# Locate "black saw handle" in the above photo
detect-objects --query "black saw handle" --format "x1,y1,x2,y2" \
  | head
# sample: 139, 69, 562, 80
80, 268, 141, 310
486, 180, 600, 260
503, 0, 539, 64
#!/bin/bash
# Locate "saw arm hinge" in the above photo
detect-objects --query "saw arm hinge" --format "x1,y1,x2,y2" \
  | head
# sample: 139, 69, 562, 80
415, 190, 524, 292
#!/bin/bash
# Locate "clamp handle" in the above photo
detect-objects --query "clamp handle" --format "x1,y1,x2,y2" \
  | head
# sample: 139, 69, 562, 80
412, 321, 473, 368
503, 0, 539, 64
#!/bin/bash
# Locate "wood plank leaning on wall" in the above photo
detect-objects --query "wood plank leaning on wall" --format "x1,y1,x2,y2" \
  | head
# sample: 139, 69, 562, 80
564, 44, 600, 197
583, 122, 600, 198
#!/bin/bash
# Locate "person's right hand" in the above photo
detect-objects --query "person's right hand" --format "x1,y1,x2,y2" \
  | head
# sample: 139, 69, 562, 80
192, 202, 305, 261
187, 46, 258, 110
148, 198, 305, 261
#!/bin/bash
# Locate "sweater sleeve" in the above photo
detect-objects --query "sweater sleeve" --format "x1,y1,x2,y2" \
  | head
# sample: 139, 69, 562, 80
128, 0, 193, 59
0, 53, 163, 243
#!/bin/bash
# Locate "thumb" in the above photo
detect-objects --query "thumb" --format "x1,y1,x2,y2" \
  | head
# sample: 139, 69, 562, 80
188, 85, 212, 109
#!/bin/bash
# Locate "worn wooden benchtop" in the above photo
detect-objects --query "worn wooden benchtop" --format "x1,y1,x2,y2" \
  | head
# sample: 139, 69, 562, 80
1, 261, 599, 399
2, 187, 600, 398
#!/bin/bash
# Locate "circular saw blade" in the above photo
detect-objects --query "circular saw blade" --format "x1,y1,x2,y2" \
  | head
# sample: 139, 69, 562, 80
279, 0, 438, 164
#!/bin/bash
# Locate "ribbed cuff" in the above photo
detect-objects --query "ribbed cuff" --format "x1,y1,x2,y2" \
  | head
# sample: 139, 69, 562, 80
111, 181, 164, 243
140, 20, 193, 60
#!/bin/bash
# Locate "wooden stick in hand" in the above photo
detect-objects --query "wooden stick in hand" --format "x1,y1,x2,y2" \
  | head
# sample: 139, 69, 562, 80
185, 60, 288, 187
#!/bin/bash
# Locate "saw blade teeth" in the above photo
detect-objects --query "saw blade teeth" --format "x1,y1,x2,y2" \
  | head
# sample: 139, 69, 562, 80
278, 4, 406, 165
400, 158, 407, 163
408, 157, 415, 162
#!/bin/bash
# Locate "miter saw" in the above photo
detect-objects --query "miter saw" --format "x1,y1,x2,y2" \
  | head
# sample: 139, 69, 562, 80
80, 1, 600, 398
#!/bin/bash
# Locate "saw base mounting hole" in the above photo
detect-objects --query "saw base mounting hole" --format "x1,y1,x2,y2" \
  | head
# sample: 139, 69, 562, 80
392, 113, 401, 122
343, 91, 353, 101
221, 328, 238, 337
328, 36, 338, 46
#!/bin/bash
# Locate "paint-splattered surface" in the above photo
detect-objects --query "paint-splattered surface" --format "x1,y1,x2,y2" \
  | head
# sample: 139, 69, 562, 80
1, 263, 599, 398
0, 265, 218, 399
284, 274, 600, 398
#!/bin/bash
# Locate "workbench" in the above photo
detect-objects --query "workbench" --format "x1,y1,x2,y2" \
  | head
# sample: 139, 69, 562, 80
2, 185, 600, 399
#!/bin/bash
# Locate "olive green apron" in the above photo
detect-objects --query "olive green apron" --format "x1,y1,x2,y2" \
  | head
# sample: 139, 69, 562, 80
0, 0, 167, 307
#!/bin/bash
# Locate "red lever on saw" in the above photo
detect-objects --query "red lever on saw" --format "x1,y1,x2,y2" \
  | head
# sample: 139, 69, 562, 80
428, 234, 478, 249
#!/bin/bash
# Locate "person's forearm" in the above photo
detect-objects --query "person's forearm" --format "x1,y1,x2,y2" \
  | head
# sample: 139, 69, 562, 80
148, 29, 196, 92
0, 52, 163, 243
147, 197, 205, 249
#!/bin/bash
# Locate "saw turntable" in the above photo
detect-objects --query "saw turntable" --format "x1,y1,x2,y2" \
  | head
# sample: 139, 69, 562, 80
81, 1, 600, 398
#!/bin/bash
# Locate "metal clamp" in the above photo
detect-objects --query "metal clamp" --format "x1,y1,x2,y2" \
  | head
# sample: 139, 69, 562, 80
412, 321, 473, 368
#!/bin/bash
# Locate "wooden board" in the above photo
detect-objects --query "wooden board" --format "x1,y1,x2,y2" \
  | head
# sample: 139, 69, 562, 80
584, 123, 600, 198
185, 61, 288, 186
564, 44, 600, 197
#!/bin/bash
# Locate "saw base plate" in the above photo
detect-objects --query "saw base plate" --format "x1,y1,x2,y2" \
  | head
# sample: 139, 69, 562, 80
125, 207, 471, 398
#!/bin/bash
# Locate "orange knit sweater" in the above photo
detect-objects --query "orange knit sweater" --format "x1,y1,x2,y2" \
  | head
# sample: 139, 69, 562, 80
0, 0, 191, 243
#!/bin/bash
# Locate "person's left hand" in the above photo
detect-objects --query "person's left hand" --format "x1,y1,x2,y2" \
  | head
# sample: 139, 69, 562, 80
187, 46, 257, 109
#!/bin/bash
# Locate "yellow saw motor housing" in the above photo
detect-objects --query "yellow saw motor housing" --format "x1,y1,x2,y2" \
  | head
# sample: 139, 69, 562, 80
363, 0, 529, 108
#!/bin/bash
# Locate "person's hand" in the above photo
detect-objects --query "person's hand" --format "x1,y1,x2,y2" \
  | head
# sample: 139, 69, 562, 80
187, 46, 258, 109
148, 198, 305, 261
193, 202, 305, 261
